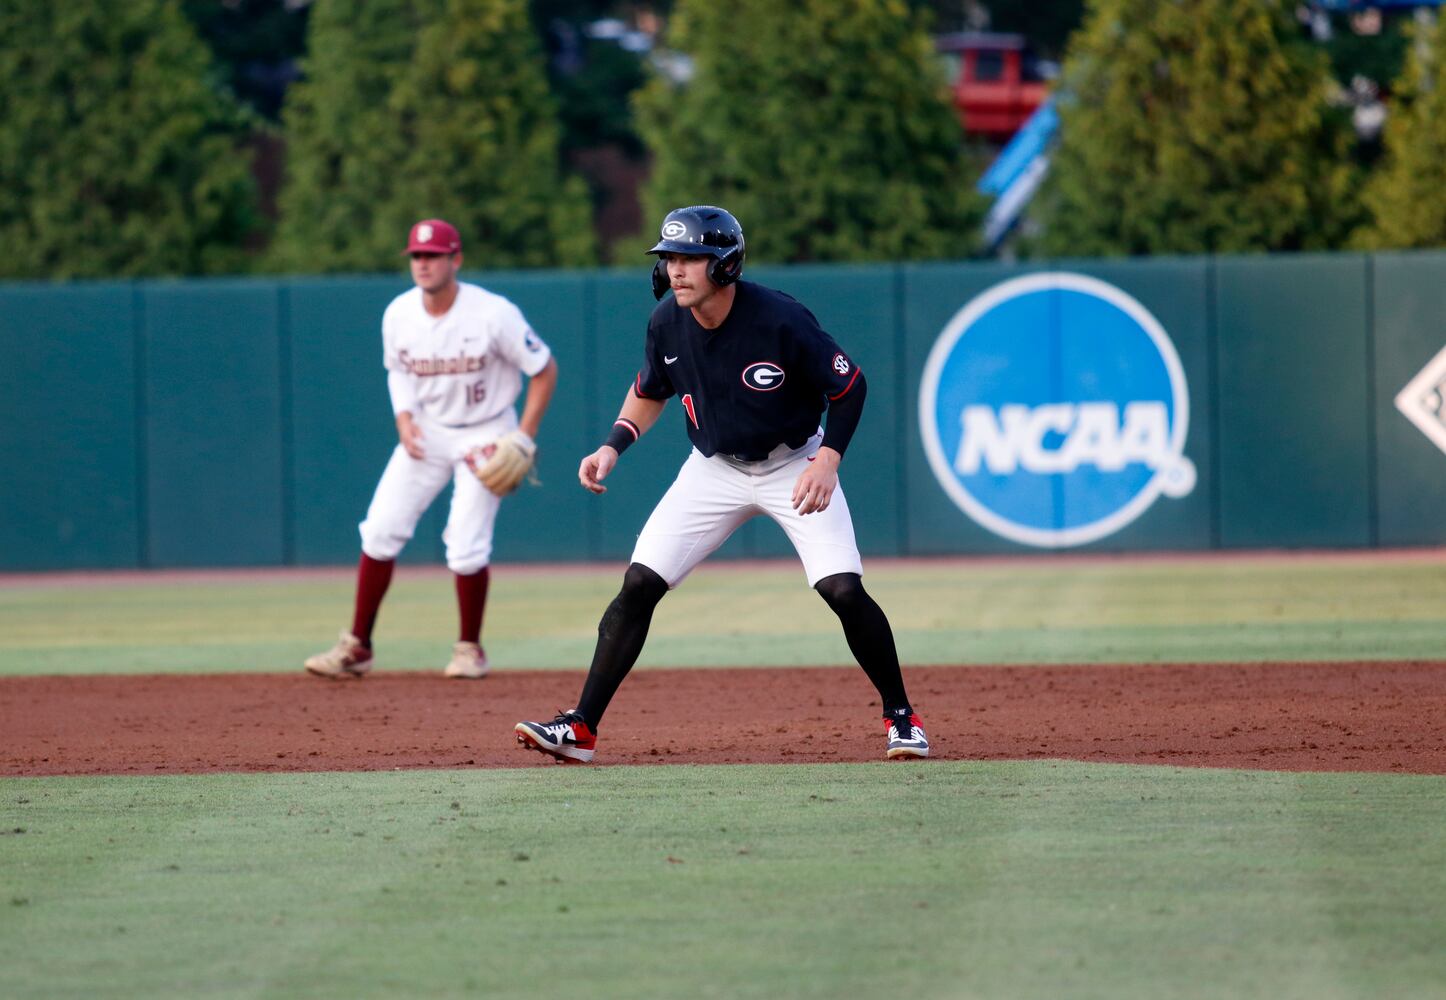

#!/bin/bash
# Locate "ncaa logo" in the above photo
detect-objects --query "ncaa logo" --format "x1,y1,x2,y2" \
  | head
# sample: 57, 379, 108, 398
661, 221, 688, 239
742, 361, 785, 391
918, 272, 1196, 548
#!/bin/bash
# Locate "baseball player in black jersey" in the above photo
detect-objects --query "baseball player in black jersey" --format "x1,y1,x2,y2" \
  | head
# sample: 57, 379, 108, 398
515, 205, 927, 763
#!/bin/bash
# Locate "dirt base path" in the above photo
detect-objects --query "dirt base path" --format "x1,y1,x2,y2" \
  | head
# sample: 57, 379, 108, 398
4, 661, 1445, 777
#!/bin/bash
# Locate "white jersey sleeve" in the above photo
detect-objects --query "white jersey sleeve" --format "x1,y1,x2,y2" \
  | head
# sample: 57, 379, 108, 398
386, 369, 419, 417
492, 298, 553, 378
382, 303, 420, 416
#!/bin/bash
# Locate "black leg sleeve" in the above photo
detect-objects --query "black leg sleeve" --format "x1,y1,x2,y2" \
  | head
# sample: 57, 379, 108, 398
575, 562, 669, 728
814, 572, 911, 716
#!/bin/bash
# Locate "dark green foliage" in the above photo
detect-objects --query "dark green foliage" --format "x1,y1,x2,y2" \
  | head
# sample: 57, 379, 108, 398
635, 0, 984, 264
550, 36, 649, 157
180, 0, 311, 121
1356, 14, 1446, 249
271, 0, 595, 273
981, 0, 1085, 61
1034, 0, 1360, 257
1319, 9, 1412, 97
533, 0, 661, 23
0, 0, 260, 279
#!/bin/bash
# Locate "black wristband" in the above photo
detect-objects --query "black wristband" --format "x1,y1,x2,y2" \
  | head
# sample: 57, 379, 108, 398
604, 418, 640, 456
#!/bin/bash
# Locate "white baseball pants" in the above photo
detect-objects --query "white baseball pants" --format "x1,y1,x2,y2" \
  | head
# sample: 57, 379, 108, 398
358, 414, 514, 574
631, 436, 865, 588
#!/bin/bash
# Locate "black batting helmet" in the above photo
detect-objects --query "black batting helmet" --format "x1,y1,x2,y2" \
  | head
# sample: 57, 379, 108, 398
646, 205, 745, 300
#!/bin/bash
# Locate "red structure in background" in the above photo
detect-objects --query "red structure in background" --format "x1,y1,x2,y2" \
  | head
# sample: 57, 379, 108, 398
936, 32, 1051, 141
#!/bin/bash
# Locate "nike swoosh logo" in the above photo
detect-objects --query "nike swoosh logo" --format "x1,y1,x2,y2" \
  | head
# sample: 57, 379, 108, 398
664, 355, 678, 365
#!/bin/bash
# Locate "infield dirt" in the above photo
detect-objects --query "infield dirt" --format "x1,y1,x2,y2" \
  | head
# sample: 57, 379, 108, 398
4, 661, 1445, 776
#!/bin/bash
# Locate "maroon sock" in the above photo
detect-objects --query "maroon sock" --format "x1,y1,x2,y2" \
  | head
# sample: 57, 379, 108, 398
350, 554, 395, 646
455, 567, 490, 644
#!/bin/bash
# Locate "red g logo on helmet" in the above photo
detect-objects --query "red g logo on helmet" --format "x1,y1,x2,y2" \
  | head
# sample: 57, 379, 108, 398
742, 362, 785, 391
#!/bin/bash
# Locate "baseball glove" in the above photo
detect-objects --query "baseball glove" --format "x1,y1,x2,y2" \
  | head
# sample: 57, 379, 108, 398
465, 430, 537, 496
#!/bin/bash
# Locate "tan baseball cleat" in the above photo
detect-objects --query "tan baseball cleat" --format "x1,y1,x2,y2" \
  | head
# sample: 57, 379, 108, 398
443, 641, 489, 679
304, 631, 373, 678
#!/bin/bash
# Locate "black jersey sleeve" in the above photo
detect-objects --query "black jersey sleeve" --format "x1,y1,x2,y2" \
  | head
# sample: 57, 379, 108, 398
792, 305, 862, 402
821, 369, 866, 455
787, 303, 865, 454
634, 318, 676, 400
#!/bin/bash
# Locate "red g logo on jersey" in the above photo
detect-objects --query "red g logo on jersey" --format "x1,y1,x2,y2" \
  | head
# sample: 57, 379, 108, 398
742, 362, 786, 391
833, 353, 851, 376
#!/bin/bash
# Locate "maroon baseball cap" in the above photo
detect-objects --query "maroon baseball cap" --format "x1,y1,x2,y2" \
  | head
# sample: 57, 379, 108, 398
404, 219, 462, 254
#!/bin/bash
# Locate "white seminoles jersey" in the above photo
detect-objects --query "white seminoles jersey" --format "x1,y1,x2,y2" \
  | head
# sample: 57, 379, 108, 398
381, 282, 551, 427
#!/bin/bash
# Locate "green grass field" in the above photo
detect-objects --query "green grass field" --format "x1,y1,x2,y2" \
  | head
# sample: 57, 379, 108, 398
3, 554, 1445, 998
2, 554, 1444, 676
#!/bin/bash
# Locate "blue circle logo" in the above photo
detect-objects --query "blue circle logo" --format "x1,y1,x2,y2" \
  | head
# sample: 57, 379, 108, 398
919, 273, 1196, 548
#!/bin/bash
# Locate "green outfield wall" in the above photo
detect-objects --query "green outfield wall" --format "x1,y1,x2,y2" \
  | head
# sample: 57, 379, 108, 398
4, 252, 1446, 570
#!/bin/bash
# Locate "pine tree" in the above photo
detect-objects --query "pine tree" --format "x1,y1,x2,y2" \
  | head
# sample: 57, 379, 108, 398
634, 0, 983, 263
1357, 12, 1446, 249
0, 0, 260, 279
1034, 0, 1359, 257
272, 0, 594, 272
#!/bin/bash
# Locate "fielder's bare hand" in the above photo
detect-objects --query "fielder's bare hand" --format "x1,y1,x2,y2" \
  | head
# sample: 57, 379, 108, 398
579, 445, 619, 494
792, 447, 841, 515
397, 412, 425, 460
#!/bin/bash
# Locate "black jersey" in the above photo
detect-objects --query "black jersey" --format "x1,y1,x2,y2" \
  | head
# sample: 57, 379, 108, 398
633, 281, 862, 461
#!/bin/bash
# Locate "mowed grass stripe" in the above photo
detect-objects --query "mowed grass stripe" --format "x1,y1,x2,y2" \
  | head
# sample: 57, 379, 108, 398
4, 621, 1444, 677
3, 762, 1444, 1000
1, 556, 1445, 676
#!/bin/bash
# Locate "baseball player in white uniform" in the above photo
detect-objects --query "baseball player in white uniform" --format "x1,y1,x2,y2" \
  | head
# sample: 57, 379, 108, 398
305, 219, 557, 680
